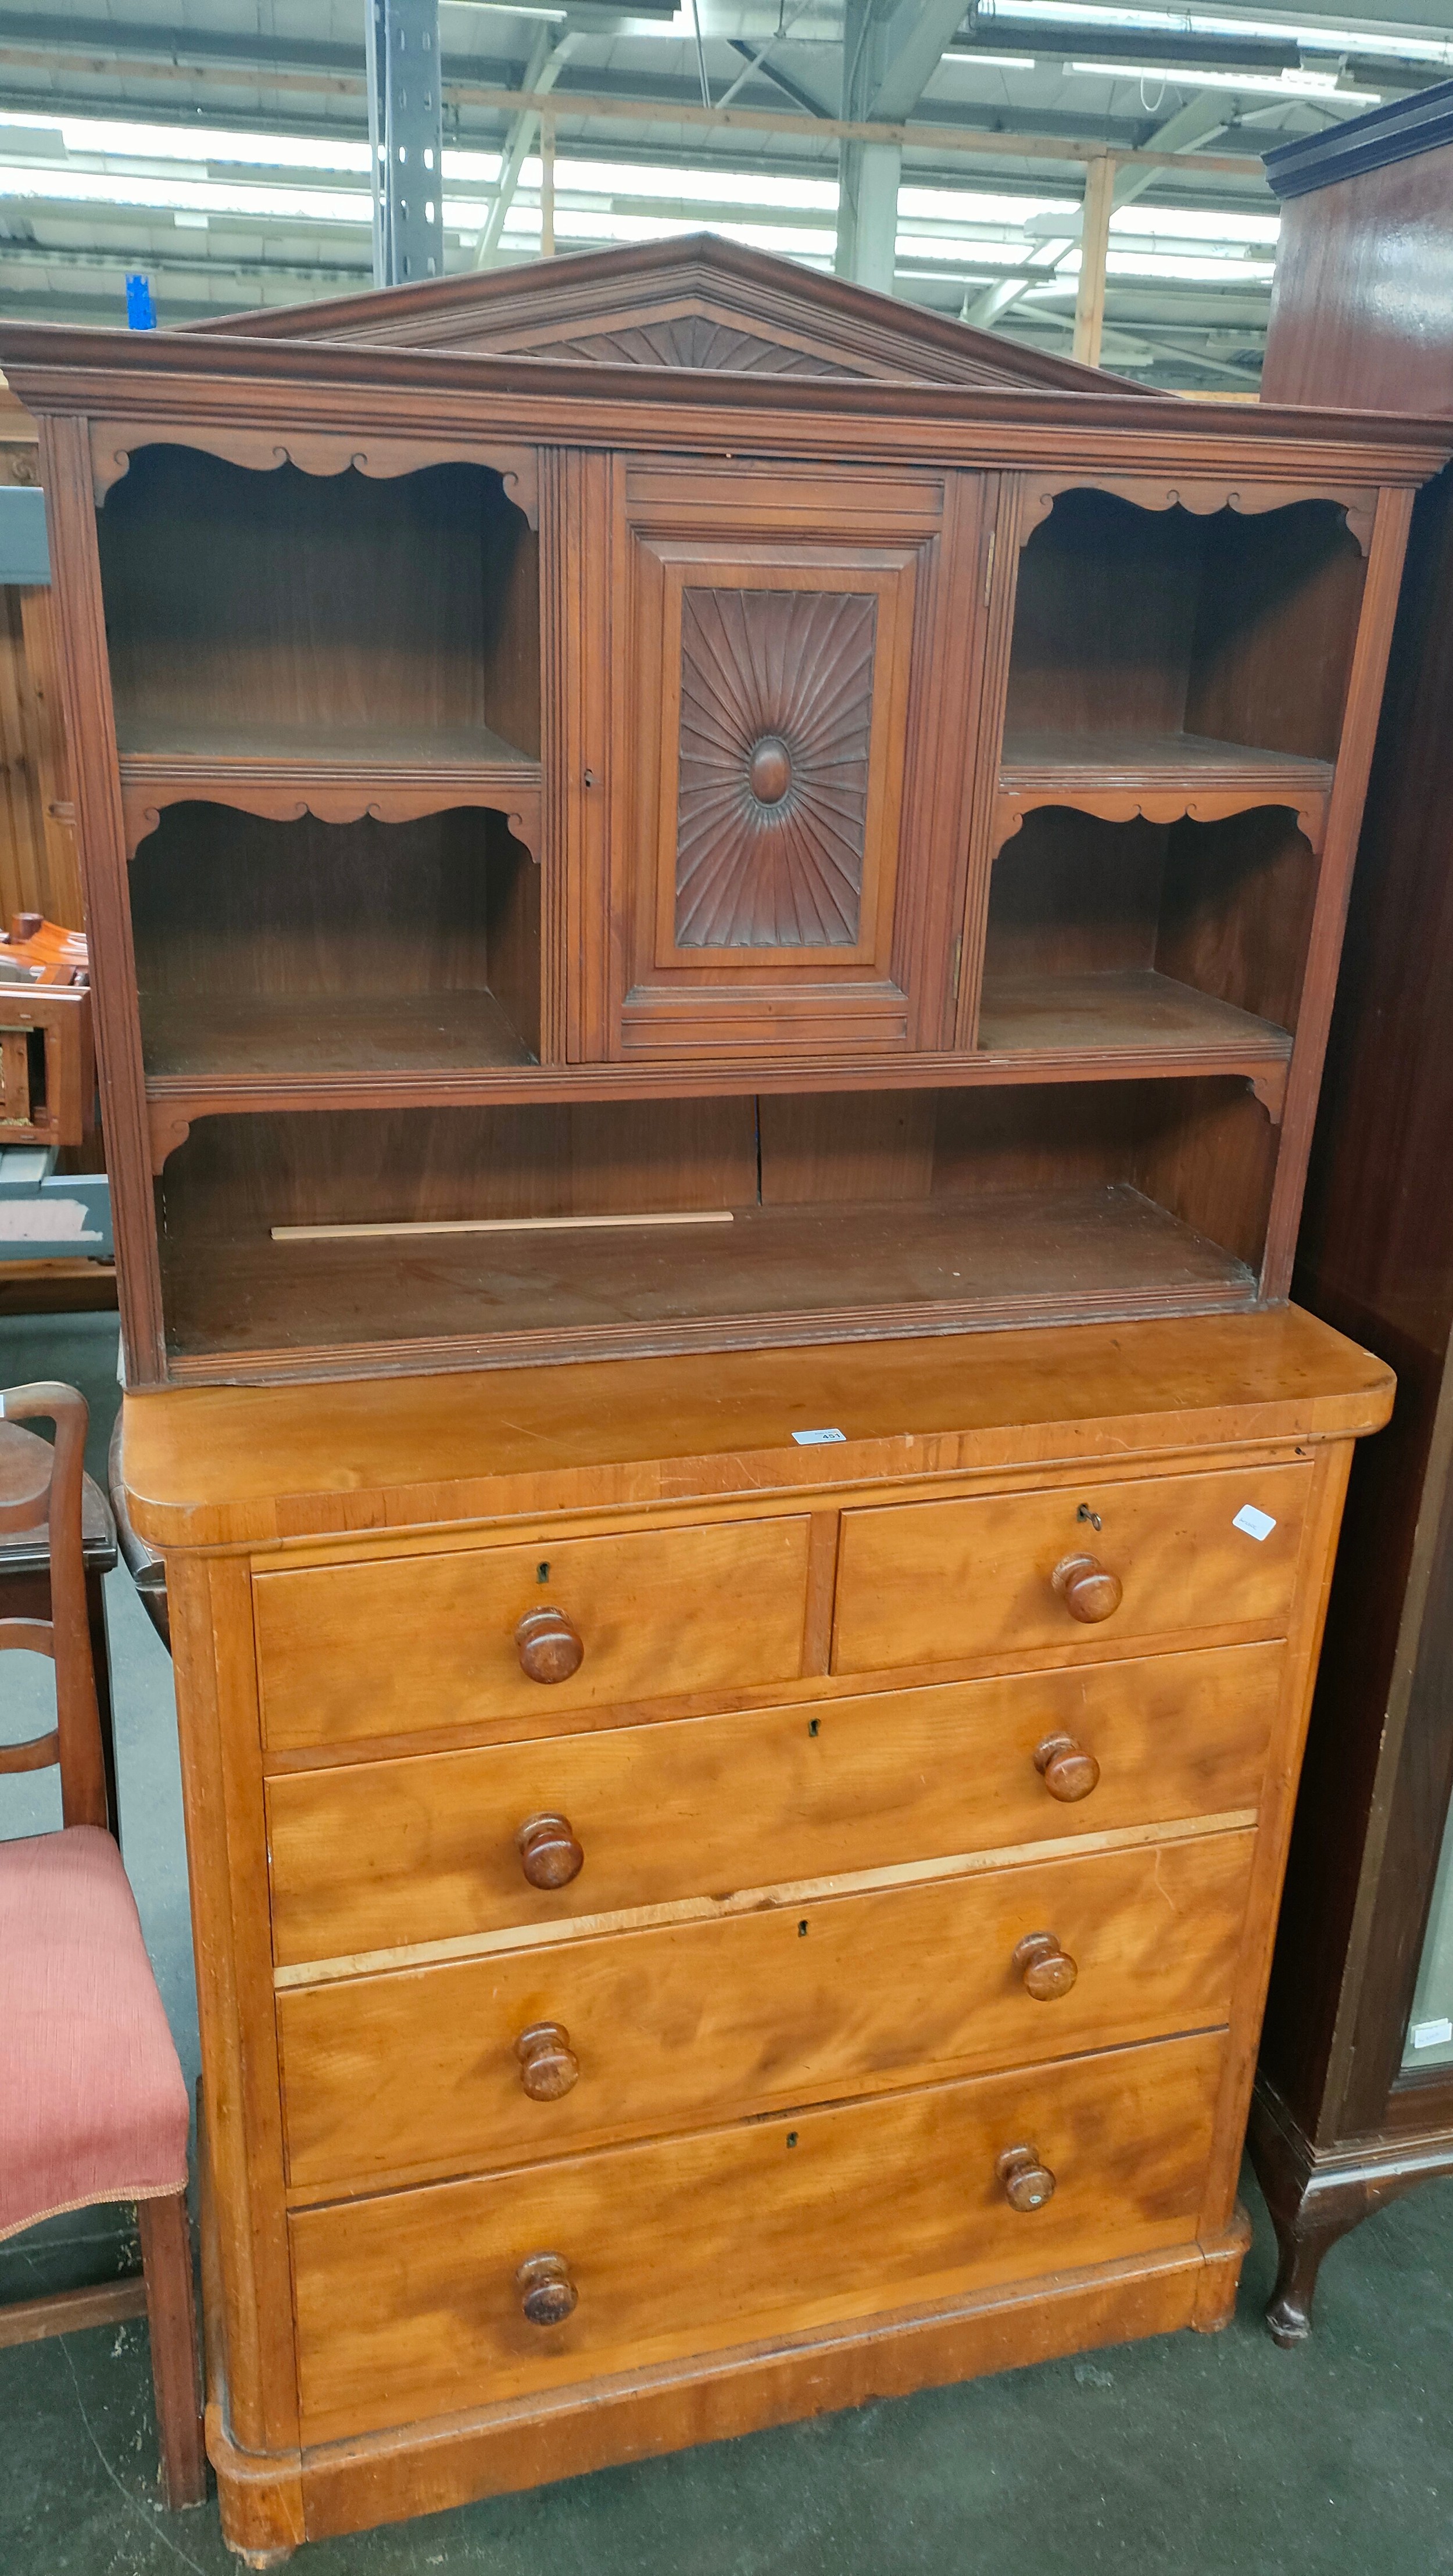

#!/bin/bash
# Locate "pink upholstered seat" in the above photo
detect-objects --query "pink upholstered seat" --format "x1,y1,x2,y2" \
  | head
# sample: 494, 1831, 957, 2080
0, 1822, 189, 2241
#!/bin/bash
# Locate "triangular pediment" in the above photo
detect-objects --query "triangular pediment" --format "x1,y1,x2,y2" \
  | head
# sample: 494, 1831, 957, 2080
189, 232, 1151, 395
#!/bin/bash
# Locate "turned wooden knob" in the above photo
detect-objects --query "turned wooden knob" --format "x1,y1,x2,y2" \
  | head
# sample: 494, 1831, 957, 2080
515, 1812, 584, 1890
516, 2252, 577, 2326
1012, 1930, 1078, 2001
1033, 1732, 1101, 1802
515, 2021, 580, 2100
515, 1605, 584, 1682
1051, 1553, 1123, 1623
996, 2144, 1056, 2212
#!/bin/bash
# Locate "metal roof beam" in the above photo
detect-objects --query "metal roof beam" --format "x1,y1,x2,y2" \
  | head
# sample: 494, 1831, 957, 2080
840, 0, 987, 293
472, 23, 566, 268
868, 0, 974, 121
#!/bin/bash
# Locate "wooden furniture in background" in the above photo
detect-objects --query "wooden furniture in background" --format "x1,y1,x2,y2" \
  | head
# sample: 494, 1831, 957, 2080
0, 238, 1441, 1391
2, 246, 1436, 2553
0, 1380, 203, 2509
1247, 83, 1453, 2343
0, 388, 79, 933
0, 911, 95, 1149
117, 1309, 1391, 2559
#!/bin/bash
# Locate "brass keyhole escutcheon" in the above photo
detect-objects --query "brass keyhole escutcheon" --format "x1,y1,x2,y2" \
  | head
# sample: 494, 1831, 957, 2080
749, 736, 792, 805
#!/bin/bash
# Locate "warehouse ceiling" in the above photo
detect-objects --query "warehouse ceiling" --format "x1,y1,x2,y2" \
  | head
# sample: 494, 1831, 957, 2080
0, 1, 1450, 386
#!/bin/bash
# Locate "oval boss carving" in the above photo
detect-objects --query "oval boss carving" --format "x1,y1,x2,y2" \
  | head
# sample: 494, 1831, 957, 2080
748, 734, 793, 805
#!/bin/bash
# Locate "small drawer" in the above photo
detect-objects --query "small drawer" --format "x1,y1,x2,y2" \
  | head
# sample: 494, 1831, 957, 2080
289, 2027, 1226, 2442
278, 1828, 1249, 2194
267, 1640, 1280, 1968
832, 1464, 1310, 1676
253, 1514, 814, 1752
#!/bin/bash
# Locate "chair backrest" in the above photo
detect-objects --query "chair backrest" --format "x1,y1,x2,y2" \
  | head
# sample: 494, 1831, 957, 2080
0, 1382, 108, 1829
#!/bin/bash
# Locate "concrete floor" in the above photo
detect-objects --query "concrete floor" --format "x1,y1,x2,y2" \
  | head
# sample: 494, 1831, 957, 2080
2, 1310, 1451, 2576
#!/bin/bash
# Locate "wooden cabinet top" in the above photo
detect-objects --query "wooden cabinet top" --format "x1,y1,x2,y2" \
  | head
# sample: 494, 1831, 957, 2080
15, 238, 1448, 1398
121, 1305, 1391, 1552
0, 234, 1447, 491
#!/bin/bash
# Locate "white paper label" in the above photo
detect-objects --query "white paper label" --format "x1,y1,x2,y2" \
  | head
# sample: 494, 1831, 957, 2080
793, 1427, 846, 1446
1232, 1504, 1276, 1542
1411, 2018, 1453, 2050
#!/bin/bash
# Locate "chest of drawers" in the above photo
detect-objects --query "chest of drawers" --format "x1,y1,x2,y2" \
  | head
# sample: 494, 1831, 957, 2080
122, 1306, 1390, 2563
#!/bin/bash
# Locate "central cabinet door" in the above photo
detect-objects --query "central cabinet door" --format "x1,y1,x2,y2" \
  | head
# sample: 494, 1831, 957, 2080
579, 459, 990, 1061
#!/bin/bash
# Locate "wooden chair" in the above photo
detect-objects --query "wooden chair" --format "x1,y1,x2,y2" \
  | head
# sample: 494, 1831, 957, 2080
1, 1413, 121, 1825
0, 1380, 205, 2509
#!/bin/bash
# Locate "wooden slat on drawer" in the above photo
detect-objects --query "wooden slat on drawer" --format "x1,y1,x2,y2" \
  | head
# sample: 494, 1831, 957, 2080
253, 1517, 813, 1751
267, 1641, 1280, 1966
278, 1829, 1248, 2193
833, 1464, 1311, 1675
290, 2029, 1225, 2441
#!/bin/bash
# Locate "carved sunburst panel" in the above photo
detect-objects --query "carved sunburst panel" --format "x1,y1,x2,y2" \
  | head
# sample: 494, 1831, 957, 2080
674, 587, 879, 951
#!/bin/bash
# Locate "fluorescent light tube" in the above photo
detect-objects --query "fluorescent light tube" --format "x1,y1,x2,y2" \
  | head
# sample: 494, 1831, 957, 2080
1067, 58, 1382, 97
979, 1, 1453, 67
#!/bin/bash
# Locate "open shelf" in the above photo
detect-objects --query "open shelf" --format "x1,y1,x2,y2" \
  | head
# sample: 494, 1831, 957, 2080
131, 805, 541, 1084
139, 991, 536, 1081
163, 1186, 1257, 1378
116, 728, 542, 857
1004, 489, 1365, 776
114, 721, 534, 768
977, 969, 1293, 1079
98, 448, 541, 814
976, 804, 1315, 1081
997, 730, 1333, 842
154, 1081, 1273, 1379
115, 718, 538, 790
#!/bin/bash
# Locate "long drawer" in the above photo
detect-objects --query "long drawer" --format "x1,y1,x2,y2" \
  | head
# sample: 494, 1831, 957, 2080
833, 1464, 1310, 1675
290, 2029, 1226, 2442
253, 1515, 814, 1752
267, 1640, 1280, 1966
278, 1828, 1249, 2192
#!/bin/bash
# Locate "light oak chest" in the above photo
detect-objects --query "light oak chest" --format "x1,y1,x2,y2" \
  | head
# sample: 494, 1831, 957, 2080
124, 1308, 1389, 2561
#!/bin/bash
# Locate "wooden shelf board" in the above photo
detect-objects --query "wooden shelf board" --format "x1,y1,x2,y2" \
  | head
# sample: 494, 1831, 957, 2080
141, 990, 537, 1082
976, 969, 1293, 1069
997, 730, 1334, 798
160, 1183, 1258, 1380
144, 1042, 1284, 1134
115, 718, 538, 779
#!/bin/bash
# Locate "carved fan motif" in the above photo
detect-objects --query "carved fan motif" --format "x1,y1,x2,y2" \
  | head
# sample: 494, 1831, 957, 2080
518, 314, 854, 375
675, 588, 878, 949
